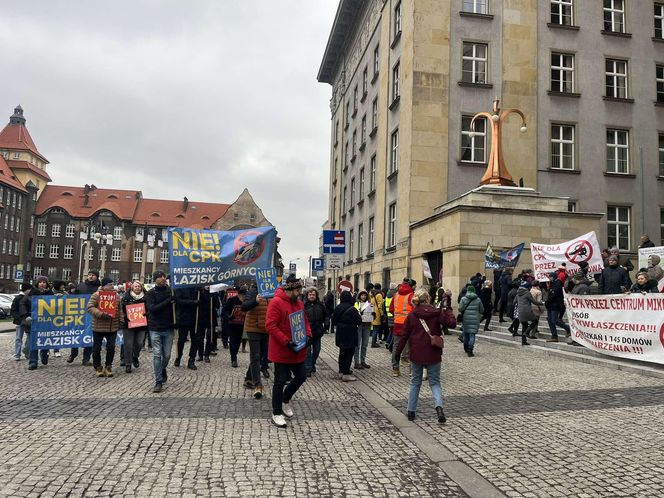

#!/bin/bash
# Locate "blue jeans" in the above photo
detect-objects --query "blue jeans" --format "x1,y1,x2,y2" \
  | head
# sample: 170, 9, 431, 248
14, 325, 25, 358
150, 330, 174, 383
354, 323, 371, 365
26, 330, 49, 367
305, 335, 322, 374
407, 362, 444, 412
463, 332, 476, 352
547, 310, 570, 339
370, 325, 381, 346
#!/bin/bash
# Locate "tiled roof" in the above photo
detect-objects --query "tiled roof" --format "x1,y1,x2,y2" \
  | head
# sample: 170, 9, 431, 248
0, 156, 28, 193
0, 123, 48, 162
134, 198, 230, 229
6, 160, 52, 182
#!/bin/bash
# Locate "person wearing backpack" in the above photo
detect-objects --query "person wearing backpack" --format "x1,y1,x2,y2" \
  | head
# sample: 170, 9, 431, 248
458, 284, 484, 357
11, 283, 32, 360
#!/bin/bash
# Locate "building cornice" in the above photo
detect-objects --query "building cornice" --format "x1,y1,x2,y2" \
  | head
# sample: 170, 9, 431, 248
317, 0, 365, 84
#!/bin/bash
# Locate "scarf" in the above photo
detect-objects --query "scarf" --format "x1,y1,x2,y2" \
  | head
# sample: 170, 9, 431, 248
130, 290, 145, 300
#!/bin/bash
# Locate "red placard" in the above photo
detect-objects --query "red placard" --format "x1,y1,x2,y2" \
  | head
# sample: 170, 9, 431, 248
98, 291, 118, 318
126, 302, 147, 329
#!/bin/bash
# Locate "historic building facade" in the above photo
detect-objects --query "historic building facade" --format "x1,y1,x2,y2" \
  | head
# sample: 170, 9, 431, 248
318, 0, 664, 288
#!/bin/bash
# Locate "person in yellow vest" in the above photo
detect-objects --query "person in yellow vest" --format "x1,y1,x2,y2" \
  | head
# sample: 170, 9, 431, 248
242, 284, 270, 399
389, 279, 415, 376
369, 284, 384, 347
384, 283, 397, 349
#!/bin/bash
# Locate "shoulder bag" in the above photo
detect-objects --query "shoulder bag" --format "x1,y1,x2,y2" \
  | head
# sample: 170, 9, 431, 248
419, 318, 444, 349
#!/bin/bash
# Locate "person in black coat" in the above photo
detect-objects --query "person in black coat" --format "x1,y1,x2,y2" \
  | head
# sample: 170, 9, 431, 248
145, 270, 175, 393
323, 290, 335, 332
22, 276, 54, 370
545, 272, 570, 342
174, 287, 200, 370
196, 287, 220, 362
498, 269, 513, 322
479, 281, 494, 331
303, 288, 328, 376
599, 256, 630, 295
67, 270, 101, 365
332, 291, 362, 381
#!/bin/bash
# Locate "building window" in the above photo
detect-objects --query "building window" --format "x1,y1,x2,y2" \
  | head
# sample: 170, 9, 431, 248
1, 239, 5, 254
349, 228, 354, 261
370, 155, 376, 191
461, 115, 487, 163
113, 226, 123, 240
344, 142, 349, 169
659, 134, 664, 177
62, 268, 72, 281
345, 101, 350, 128
359, 167, 365, 201
362, 67, 368, 96
7, 240, 11, 255
9, 217, 14, 232
4, 215, 7, 230
462, 42, 488, 84
14, 241, 19, 256
111, 247, 121, 262
603, 0, 625, 33
63, 245, 73, 260
65, 224, 75, 238
361, 115, 367, 145
352, 130, 357, 157
353, 85, 358, 114
17, 195, 21, 210
134, 247, 143, 262
463, 0, 488, 14
15, 218, 19, 233
373, 45, 380, 78
368, 216, 375, 254
551, 124, 576, 170
1, 265, 6, 279
12, 152, 19, 159
390, 129, 399, 174
606, 129, 629, 174
33, 266, 42, 278
392, 62, 400, 103
657, 65, 664, 103
160, 249, 169, 264
656, 3, 664, 39
371, 98, 378, 130
357, 223, 363, 259
607, 205, 630, 251
343, 186, 347, 212
393, 1, 402, 39
49, 244, 59, 259
334, 120, 339, 146
605, 59, 628, 99
388, 202, 397, 248
350, 177, 356, 205
35, 243, 44, 258
551, 0, 573, 25
551, 52, 574, 93
147, 248, 155, 263
51, 224, 61, 238
568, 201, 578, 212
37, 222, 46, 237
48, 267, 57, 279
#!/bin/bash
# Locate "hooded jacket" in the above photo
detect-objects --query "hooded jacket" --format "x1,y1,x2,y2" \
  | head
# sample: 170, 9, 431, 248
332, 291, 362, 349
459, 288, 484, 334
545, 278, 566, 310
389, 283, 414, 336
396, 304, 444, 365
266, 287, 311, 364
19, 287, 54, 329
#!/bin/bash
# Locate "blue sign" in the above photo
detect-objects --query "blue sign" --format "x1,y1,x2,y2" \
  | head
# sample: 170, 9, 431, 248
169, 226, 277, 288
311, 258, 324, 271
289, 310, 307, 352
14, 270, 23, 282
256, 267, 278, 298
30, 295, 93, 350
323, 230, 345, 254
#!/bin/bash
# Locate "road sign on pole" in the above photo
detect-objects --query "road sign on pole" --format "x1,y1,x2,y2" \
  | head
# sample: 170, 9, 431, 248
325, 254, 343, 270
289, 263, 297, 274
311, 258, 324, 272
323, 230, 346, 254
337, 280, 353, 295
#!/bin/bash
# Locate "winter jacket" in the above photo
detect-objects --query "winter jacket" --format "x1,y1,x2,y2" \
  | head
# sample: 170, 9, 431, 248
242, 289, 269, 334
629, 281, 659, 293
304, 298, 328, 338
19, 287, 54, 329
196, 289, 218, 332
332, 292, 362, 349
224, 295, 246, 328
175, 288, 199, 327
355, 300, 375, 323
530, 287, 545, 318
516, 287, 543, 322
389, 283, 414, 336
370, 291, 384, 326
87, 291, 124, 333
545, 279, 566, 311
11, 292, 25, 325
396, 304, 444, 365
120, 292, 148, 332
506, 288, 518, 318
323, 292, 335, 318
479, 288, 493, 318
570, 279, 592, 295
499, 273, 513, 301
145, 284, 175, 331
598, 266, 630, 294
266, 287, 312, 364
75, 279, 101, 295
459, 292, 484, 334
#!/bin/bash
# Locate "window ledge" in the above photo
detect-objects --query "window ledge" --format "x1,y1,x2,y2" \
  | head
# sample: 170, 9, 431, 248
341, 213, 347, 220
371, 72, 379, 84
387, 170, 398, 181
351, 154, 357, 163
603, 96, 634, 103
356, 256, 363, 262
343, 165, 348, 173
458, 81, 493, 89
348, 206, 355, 215
359, 142, 366, 152
367, 189, 376, 198
548, 91, 581, 98
459, 11, 493, 20
547, 23, 580, 31
391, 31, 402, 49
657, 176, 664, 181
332, 178, 337, 186
457, 160, 487, 167
547, 167, 581, 174
334, 140, 338, 148
601, 30, 632, 38
385, 246, 396, 254
357, 198, 364, 207
369, 126, 378, 138
654, 101, 664, 107
344, 122, 349, 131
365, 253, 374, 260
389, 96, 401, 110
653, 37, 664, 43
352, 109, 358, 118
604, 172, 636, 178
360, 92, 368, 103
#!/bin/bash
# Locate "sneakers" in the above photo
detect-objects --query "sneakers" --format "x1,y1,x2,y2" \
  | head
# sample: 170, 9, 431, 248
467, 351, 475, 357
125, 365, 132, 373
253, 386, 263, 399
204, 356, 211, 363
546, 338, 559, 343
14, 356, 20, 361
361, 363, 371, 369
231, 360, 238, 368
392, 368, 401, 377
153, 382, 163, 393
133, 359, 140, 368
436, 406, 447, 424
271, 414, 287, 428
104, 366, 113, 378
28, 364, 37, 370
354, 364, 364, 370
282, 403, 294, 418
244, 379, 255, 389
54, 351, 62, 358
66, 355, 75, 364
407, 411, 416, 421
187, 359, 198, 370
95, 367, 104, 378
341, 374, 357, 382
40, 355, 48, 366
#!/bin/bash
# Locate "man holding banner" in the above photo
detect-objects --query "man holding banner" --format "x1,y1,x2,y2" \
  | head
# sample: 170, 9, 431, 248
22, 276, 53, 370
87, 277, 124, 378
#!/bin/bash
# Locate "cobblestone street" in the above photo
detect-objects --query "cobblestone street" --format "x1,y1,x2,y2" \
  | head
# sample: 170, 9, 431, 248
1, 331, 663, 497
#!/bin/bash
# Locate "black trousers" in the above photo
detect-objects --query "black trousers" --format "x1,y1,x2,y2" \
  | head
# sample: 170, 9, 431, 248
520, 321, 530, 344
338, 347, 354, 374
228, 325, 244, 362
244, 333, 269, 386
197, 327, 213, 358
272, 362, 306, 415
177, 325, 200, 361
93, 332, 117, 368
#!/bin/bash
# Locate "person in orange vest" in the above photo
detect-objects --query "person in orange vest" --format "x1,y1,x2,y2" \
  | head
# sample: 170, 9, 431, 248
389, 278, 415, 376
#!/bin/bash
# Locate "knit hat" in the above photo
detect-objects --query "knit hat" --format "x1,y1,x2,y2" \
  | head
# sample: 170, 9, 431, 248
153, 270, 167, 280
578, 261, 589, 270
35, 276, 48, 285
88, 270, 100, 278
520, 281, 531, 289
608, 255, 618, 263
282, 274, 303, 290
101, 277, 114, 287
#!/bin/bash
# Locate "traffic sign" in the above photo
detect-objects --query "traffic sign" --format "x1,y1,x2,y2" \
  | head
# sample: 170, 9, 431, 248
325, 253, 343, 270
337, 280, 353, 295
311, 258, 324, 272
323, 230, 346, 254
289, 263, 297, 274
14, 270, 23, 283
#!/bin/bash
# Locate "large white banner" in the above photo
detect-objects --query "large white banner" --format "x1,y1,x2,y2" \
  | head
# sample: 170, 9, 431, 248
565, 294, 664, 365
531, 231, 604, 282
638, 246, 664, 292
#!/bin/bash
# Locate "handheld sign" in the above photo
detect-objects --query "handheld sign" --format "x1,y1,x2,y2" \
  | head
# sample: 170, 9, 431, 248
289, 310, 307, 352
256, 267, 278, 298
98, 291, 118, 318
126, 302, 147, 329
30, 295, 93, 350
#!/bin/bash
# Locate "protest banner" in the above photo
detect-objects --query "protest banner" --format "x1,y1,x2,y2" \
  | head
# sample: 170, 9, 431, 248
126, 302, 147, 329
256, 268, 278, 298
289, 310, 307, 352
531, 231, 604, 281
98, 291, 118, 318
565, 293, 664, 365
638, 246, 664, 291
485, 242, 525, 270
29, 295, 92, 350
169, 226, 277, 288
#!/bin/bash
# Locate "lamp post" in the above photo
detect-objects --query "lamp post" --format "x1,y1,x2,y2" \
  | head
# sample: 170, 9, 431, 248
78, 239, 90, 283
95, 231, 114, 278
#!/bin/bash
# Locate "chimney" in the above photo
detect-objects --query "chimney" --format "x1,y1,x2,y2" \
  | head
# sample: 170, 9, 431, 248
183, 196, 189, 212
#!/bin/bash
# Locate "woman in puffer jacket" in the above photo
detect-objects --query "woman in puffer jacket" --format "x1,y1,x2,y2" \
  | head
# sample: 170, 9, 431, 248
516, 281, 544, 346
458, 285, 484, 357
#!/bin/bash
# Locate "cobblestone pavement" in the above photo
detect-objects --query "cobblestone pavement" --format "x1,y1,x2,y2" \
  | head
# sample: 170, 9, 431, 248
0, 333, 466, 498
318, 333, 664, 498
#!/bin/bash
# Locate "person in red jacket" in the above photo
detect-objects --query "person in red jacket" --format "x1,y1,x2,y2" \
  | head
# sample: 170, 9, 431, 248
266, 274, 311, 428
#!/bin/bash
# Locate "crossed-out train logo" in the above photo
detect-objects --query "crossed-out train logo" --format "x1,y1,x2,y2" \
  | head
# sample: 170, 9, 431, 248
660, 322, 664, 349
234, 230, 265, 266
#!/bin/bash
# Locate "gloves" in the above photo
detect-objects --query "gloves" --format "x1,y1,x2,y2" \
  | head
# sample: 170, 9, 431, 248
23, 316, 32, 326
101, 313, 113, 320
287, 341, 299, 352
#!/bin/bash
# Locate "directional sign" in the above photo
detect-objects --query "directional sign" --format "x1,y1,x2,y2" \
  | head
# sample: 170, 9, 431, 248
311, 258, 324, 272
323, 230, 346, 254
325, 253, 343, 270
14, 270, 23, 283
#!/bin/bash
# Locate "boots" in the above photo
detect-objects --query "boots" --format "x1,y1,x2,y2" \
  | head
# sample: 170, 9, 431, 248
95, 367, 104, 377
436, 406, 446, 424
174, 357, 181, 367
407, 411, 416, 421
187, 358, 197, 370
125, 365, 132, 373
104, 366, 113, 377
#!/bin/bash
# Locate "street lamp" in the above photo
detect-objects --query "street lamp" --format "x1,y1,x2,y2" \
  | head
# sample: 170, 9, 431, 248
94, 231, 114, 278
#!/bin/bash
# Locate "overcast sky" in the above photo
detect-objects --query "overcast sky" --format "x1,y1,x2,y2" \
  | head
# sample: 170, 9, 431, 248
0, 0, 337, 277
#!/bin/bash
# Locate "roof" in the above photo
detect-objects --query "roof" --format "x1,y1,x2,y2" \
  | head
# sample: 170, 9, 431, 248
317, 0, 364, 84
35, 185, 142, 219
133, 198, 230, 229
6, 160, 52, 182
0, 122, 48, 163
0, 156, 28, 193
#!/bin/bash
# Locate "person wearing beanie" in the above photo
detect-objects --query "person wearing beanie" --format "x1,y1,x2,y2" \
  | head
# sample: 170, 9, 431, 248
68, 270, 101, 365
146, 269, 175, 393
11, 283, 34, 361
598, 255, 630, 295
22, 277, 54, 370
458, 284, 484, 356
223, 286, 248, 368
353, 290, 374, 370
120, 280, 148, 373
266, 274, 311, 428
332, 290, 362, 382
241, 283, 271, 398
87, 277, 124, 378
545, 271, 570, 342
173, 286, 202, 371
